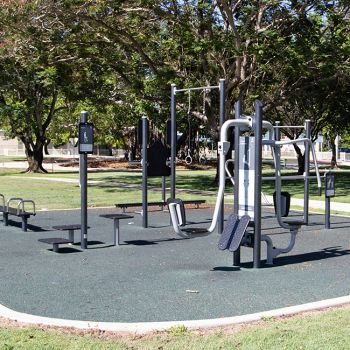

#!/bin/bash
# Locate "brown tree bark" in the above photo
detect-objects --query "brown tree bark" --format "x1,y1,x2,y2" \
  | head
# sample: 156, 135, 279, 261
293, 143, 305, 175
23, 141, 48, 173
330, 139, 338, 169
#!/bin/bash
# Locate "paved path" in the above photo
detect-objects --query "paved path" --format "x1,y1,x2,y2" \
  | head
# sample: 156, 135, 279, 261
0, 207, 348, 326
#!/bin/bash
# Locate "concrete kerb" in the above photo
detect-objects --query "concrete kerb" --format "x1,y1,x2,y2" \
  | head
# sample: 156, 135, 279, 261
0, 296, 349, 334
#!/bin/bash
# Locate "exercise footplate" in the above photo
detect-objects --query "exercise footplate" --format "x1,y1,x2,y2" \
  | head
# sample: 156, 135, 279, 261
218, 214, 238, 250
228, 215, 250, 252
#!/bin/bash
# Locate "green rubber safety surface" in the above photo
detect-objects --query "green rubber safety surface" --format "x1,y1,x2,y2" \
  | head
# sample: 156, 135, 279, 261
0, 207, 349, 323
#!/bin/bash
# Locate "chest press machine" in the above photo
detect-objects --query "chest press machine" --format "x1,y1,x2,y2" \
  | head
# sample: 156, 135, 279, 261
168, 100, 322, 267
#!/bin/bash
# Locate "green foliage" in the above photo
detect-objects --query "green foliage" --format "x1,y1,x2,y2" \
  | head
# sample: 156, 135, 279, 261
0, 308, 349, 349
166, 325, 190, 336
1, 1, 350, 172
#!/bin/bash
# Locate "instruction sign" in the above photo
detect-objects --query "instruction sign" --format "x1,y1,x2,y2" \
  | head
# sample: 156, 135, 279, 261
79, 122, 94, 154
325, 172, 335, 198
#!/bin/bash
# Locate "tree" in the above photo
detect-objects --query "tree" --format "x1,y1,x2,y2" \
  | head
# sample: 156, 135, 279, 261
259, 1, 350, 173
1, 0, 349, 174
0, 1, 109, 172
0, 2, 68, 171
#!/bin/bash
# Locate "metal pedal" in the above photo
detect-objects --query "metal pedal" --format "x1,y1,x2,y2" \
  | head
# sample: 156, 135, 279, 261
228, 215, 250, 252
218, 214, 238, 250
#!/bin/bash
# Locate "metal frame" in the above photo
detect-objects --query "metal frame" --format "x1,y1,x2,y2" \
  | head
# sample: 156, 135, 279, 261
168, 98, 322, 268
80, 111, 89, 249
167, 116, 253, 238
139, 116, 169, 228
170, 79, 225, 233
142, 116, 148, 228
227, 102, 321, 267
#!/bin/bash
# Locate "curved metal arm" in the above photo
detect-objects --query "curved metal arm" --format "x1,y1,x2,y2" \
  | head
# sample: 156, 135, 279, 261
275, 138, 321, 191
7, 197, 23, 212
19, 200, 36, 215
0, 194, 5, 208
168, 203, 191, 238
273, 136, 321, 230
224, 159, 235, 186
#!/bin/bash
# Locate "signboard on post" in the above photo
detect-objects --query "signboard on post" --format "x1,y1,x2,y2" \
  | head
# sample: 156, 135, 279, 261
325, 172, 335, 198
79, 122, 94, 154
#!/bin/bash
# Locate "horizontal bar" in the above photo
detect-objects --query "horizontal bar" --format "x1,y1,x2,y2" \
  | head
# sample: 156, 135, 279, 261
274, 125, 305, 129
175, 85, 219, 93
262, 175, 320, 181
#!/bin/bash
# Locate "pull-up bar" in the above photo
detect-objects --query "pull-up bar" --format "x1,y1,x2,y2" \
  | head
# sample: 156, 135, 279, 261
274, 125, 307, 129
175, 85, 220, 93
170, 79, 226, 233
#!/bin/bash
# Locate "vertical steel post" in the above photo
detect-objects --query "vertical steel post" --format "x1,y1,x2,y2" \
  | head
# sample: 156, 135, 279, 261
274, 121, 281, 220
304, 120, 311, 225
170, 84, 176, 199
218, 79, 225, 234
80, 111, 88, 250
233, 100, 241, 266
142, 116, 148, 228
253, 101, 263, 268
324, 172, 334, 229
325, 196, 331, 229
161, 177, 166, 203
275, 121, 281, 141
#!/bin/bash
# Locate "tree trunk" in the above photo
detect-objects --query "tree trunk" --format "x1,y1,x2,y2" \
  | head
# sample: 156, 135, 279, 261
25, 143, 48, 173
293, 143, 305, 175
330, 140, 338, 168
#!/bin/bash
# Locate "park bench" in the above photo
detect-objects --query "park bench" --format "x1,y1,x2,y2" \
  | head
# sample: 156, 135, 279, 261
99, 213, 134, 246
115, 199, 206, 213
0, 194, 36, 232
38, 237, 73, 253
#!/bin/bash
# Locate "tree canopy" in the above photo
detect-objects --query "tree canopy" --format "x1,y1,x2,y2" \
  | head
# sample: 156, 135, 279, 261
0, 0, 349, 171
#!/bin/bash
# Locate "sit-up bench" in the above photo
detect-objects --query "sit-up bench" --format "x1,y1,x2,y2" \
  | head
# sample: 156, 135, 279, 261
38, 238, 73, 253
51, 224, 89, 243
0, 194, 36, 232
38, 224, 90, 252
116, 200, 206, 213
99, 213, 134, 246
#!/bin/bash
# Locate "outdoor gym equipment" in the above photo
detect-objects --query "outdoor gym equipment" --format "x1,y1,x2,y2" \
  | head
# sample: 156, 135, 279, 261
325, 171, 335, 229
79, 111, 94, 249
185, 90, 193, 165
115, 116, 170, 228
0, 194, 36, 232
170, 79, 226, 233
115, 116, 205, 228
168, 100, 322, 267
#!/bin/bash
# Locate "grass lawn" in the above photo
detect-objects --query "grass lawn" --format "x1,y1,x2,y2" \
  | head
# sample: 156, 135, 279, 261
0, 307, 349, 349
0, 169, 217, 210
0, 156, 26, 162
1, 166, 350, 210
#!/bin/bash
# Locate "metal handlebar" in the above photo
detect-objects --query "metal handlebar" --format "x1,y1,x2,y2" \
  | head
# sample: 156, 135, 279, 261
274, 138, 322, 192
7, 197, 23, 212
0, 194, 4, 208
18, 200, 36, 215
224, 159, 235, 186
6, 197, 36, 215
